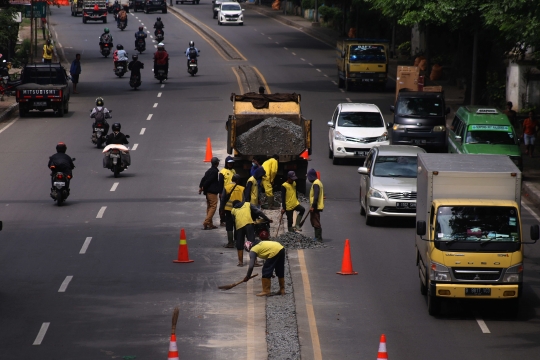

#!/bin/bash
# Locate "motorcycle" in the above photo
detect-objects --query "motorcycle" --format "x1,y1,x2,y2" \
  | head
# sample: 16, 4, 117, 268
102, 142, 130, 178
187, 58, 198, 76
155, 29, 164, 43
0, 75, 21, 100
154, 64, 167, 83
136, 37, 146, 54
114, 60, 127, 77
49, 158, 76, 206
100, 42, 112, 57
129, 74, 141, 89
118, 20, 127, 30
90, 109, 112, 149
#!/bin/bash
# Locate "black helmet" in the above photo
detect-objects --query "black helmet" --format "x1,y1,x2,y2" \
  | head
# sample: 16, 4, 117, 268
104, 28, 109, 33
112, 123, 121, 132
132, 54, 138, 60
138, 26, 143, 31
96, 97, 104, 106
114, 0, 118, 3
56, 142, 67, 153
116, 44, 123, 50
157, 17, 161, 21
189, 41, 194, 48
210, 157, 220, 166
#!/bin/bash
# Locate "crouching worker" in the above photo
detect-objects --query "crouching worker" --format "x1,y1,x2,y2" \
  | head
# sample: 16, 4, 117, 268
231, 200, 272, 267
243, 240, 285, 296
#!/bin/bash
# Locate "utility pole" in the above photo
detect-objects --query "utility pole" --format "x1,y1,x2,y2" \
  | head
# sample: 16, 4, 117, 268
312, 0, 318, 26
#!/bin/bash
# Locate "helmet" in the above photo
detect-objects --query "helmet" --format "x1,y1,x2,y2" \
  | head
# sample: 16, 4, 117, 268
139, 26, 144, 31
132, 54, 138, 60
56, 142, 67, 153
157, 17, 161, 21
244, 241, 253, 252
46, 39, 51, 45
95, 97, 104, 106
112, 123, 121, 132
189, 41, 194, 48
210, 157, 220, 166
104, 28, 109, 33
116, 44, 123, 50
114, 0, 118, 4
157, 42, 164, 48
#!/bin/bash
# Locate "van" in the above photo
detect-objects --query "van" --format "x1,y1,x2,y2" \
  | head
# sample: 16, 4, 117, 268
447, 106, 522, 170
389, 90, 449, 152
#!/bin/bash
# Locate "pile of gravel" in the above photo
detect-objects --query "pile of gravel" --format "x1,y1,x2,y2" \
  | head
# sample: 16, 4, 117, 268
266, 252, 300, 360
272, 191, 309, 205
275, 232, 327, 249
236, 117, 305, 156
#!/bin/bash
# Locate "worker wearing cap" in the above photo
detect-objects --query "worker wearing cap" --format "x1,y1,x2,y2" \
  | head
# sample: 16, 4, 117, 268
199, 157, 221, 230
308, 169, 324, 241
261, 155, 279, 209
281, 171, 305, 232
218, 156, 236, 226
220, 174, 244, 248
244, 167, 265, 208
231, 200, 272, 267
243, 240, 285, 296
42, 39, 54, 63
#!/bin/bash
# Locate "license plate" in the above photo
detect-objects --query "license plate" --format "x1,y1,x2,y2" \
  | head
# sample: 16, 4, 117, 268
53, 182, 65, 186
110, 154, 120, 158
95, 128, 104, 132
465, 288, 491, 296
362, 79, 374, 82
34, 101, 47, 106
413, 139, 427, 144
354, 151, 367, 156
396, 202, 416, 209
190, 64, 197, 67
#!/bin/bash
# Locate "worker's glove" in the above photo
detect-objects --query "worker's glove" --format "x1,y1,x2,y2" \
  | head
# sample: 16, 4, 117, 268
243, 276, 250, 283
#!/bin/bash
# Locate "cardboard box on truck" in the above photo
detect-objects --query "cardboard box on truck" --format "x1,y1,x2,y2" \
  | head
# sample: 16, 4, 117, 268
395, 66, 420, 99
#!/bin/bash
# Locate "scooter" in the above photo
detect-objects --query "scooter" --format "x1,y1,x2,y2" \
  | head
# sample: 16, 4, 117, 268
49, 159, 76, 206
100, 42, 112, 57
90, 109, 112, 149
155, 29, 164, 43
129, 73, 141, 89
114, 60, 127, 77
102, 141, 130, 178
135, 37, 146, 54
187, 58, 198, 76
154, 64, 167, 83
118, 20, 127, 30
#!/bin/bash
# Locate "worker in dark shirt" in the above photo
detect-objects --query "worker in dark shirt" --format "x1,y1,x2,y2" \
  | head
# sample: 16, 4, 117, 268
199, 157, 221, 230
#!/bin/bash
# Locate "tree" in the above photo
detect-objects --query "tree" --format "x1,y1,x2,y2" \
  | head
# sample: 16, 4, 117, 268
0, 7, 20, 60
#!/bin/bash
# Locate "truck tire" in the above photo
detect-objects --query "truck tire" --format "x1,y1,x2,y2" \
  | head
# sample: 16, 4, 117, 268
162, 8, 167, 13
57, 104, 65, 117
427, 293, 440, 316
83, 17, 87, 23
419, 268, 427, 296
64, 100, 69, 114
19, 105, 27, 118
328, 146, 333, 159
365, 207, 374, 226
103, 17, 107, 23
338, 75, 344, 88
344, 80, 350, 91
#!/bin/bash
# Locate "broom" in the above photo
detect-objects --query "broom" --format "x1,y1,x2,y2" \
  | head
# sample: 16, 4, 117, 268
218, 274, 258, 290
171, 307, 179, 335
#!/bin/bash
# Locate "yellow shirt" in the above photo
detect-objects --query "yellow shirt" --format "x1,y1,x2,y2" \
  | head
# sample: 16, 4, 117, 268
246, 176, 258, 205
43, 45, 54, 60
231, 202, 253, 230
309, 179, 324, 210
262, 158, 278, 183
220, 168, 236, 187
251, 241, 284, 259
282, 181, 299, 210
224, 183, 245, 211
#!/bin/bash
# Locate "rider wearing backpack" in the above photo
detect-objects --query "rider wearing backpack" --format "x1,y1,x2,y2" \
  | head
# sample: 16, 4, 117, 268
90, 97, 111, 135
185, 40, 199, 70
99, 28, 113, 51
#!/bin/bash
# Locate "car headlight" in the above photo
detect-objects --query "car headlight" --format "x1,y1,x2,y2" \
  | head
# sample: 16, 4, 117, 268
503, 263, 523, 283
334, 131, 346, 141
429, 261, 451, 281
393, 124, 405, 131
377, 132, 388, 142
367, 187, 385, 199
433, 125, 446, 132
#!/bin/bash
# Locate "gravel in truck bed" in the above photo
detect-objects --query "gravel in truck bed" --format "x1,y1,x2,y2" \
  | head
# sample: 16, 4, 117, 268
236, 117, 305, 156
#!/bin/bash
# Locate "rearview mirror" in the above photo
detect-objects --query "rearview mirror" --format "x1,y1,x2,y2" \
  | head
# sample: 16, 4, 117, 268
357, 166, 369, 175
327, 121, 334, 127
455, 135, 462, 142
416, 221, 426, 236
126, 135, 130, 138
389, 105, 395, 113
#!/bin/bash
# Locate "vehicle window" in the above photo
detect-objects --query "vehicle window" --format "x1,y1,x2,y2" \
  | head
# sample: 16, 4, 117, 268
23, 68, 66, 85
222, 4, 240, 10
458, 121, 466, 139
454, 120, 464, 140
332, 107, 339, 125
349, 45, 386, 63
435, 206, 519, 242
364, 151, 374, 168
396, 97, 443, 117
465, 125, 516, 145
337, 112, 384, 128
451, 116, 460, 131
372, 156, 417, 177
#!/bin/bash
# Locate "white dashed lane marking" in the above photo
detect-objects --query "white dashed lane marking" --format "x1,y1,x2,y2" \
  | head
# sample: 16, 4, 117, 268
147, 114, 153, 120
332, 81, 337, 85
161, 84, 165, 88
140, 128, 146, 135
79, 237, 92, 254
58, 276, 73, 292
476, 318, 491, 333
153, 103, 158, 108
157, 92, 162, 97
110, 182, 119, 192
150, 35, 153, 38
300, 58, 305, 61
96, 206, 107, 218
316, 69, 321, 72
346, 98, 352, 102
292, 52, 296, 55
284, 47, 288, 50
131, 143, 139, 151
33, 323, 50, 345
308, 63, 313, 66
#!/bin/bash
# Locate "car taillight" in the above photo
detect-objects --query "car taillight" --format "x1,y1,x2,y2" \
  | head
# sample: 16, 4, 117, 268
57, 174, 63, 179
67, 175, 72, 179
112, 149, 119, 154
97, 123, 102, 127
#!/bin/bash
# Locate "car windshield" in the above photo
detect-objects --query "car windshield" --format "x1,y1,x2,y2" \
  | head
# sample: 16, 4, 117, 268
396, 97, 443, 117
435, 206, 520, 242
349, 45, 386, 63
338, 112, 384, 128
222, 4, 240, 10
465, 125, 516, 145
373, 156, 418, 177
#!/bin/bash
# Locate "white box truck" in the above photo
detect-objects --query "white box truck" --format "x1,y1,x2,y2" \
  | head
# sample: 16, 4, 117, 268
415, 153, 538, 316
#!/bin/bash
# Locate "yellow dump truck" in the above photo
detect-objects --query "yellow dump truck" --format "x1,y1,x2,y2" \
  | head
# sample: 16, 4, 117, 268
336, 38, 389, 91
226, 93, 312, 194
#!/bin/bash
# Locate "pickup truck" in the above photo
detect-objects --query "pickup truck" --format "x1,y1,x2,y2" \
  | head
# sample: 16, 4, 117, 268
16, 63, 71, 117
82, 0, 108, 23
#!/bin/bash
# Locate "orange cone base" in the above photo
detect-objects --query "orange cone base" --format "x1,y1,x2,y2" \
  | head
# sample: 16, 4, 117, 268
336, 270, 358, 275
173, 259, 194, 263
168, 334, 180, 360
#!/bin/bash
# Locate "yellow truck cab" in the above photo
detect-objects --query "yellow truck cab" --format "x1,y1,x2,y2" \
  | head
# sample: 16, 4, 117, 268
415, 153, 538, 316
336, 39, 389, 91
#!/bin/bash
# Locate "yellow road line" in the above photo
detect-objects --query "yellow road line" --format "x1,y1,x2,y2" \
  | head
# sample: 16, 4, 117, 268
232, 66, 245, 94
298, 249, 322, 360
252, 66, 271, 94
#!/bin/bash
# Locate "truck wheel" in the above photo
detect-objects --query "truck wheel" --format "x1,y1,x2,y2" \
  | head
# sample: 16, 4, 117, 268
103, 17, 107, 23
19, 105, 27, 118
57, 104, 65, 117
64, 100, 69, 114
345, 80, 350, 91
338, 76, 344, 88
506, 299, 519, 317
83, 17, 87, 23
328, 146, 333, 159
332, 156, 340, 165
365, 208, 374, 226
427, 294, 440, 316
419, 270, 427, 295
162, 8, 167, 13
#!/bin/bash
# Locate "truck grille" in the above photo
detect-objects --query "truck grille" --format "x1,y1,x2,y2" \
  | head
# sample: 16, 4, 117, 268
382, 207, 416, 214
345, 136, 380, 143
386, 191, 416, 200
453, 268, 501, 281
407, 128, 431, 133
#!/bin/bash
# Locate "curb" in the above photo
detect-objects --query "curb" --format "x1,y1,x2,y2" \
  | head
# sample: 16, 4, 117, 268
0, 102, 19, 123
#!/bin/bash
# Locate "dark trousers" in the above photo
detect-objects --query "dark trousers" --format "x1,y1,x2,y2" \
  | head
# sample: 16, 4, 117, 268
310, 209, 321, 229
262, 248, 285, 278
286, 204, 305, 228
236, 224, 255, 250
224, 210, 234, 231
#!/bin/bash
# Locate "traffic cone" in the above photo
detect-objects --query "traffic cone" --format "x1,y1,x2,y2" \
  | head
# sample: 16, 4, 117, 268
203, 137, 213, 162
336, 239, 358, 275
167, 333, 179, 360
316, 171, 320, 179
173, 228, 194, 263
299, 149, 309, 160
377, 334, 388, 359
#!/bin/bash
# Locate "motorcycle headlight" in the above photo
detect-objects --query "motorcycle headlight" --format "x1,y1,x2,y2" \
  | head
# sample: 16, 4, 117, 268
377, 132, 388, 142
433, 125, 446, 132
334, 131, 346, 142
393, 124, 406, 131
367, 187, 385, 199
429, 261, 451, 281
503, 263, 523, 283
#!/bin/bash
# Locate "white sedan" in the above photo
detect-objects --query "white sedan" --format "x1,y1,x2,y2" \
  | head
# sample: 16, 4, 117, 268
218, 2, 244, 26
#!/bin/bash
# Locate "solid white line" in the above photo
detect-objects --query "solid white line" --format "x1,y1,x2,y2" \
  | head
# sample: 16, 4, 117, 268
522, 202, 540, 222
131, 143, 138, 151
58, 276, 73, 292
110, 182, 119, 192
292, 52, 296, 55
33, 323, 50, 345
140, 128, 146, 135
476, 318, 491, 333
157, 92, 162, 97
346, 98, 352, 102
147, 114, 153, 120
96, 206, 107, 219
0, 117, 18, 134
79, 237, 92, 254
161, 84, 165, 88
153, 103, 158, 108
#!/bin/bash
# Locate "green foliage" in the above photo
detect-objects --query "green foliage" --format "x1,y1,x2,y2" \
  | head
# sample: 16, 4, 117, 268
0, 7, 19, 51
318, 5, 341, 23
301, 0, 314, 9
482, 71, 506, 108
16, 39, 31, 64
397, 41, 411, 55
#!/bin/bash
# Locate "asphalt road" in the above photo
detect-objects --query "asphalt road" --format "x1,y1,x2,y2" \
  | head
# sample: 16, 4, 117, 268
1, 3, 540, 359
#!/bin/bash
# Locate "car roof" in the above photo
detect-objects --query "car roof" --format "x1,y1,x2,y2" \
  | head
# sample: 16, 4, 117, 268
221, 1, 240, 4
338, 103, 381, 113
456, 106, 511, 126
397, 90, 444, 99
373, 145, 427, 156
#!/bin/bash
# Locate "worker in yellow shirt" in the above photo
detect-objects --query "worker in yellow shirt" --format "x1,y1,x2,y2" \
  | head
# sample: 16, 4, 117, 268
308, 169, 324, 242
219, 174, 244, 248
43, 39, 54, 63
244, 167, 265, 208
218, 156, 236, 226
280, 171, 305, 232
261, 154, 279, 209
243, 240, 285, 296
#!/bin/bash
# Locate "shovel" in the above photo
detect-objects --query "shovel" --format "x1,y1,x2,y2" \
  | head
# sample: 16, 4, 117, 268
274, 212, 284, 238
218, 274, 258, 290
298, 211, 310, 228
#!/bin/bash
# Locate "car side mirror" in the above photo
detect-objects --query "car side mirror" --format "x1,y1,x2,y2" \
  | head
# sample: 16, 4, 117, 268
386, 123, 392, 129
531, 224, 539, 241
455, 135, 462, 142
389, 105, 395, 113
327, 121, 334, 128
126, 135, 130, 138
416, 220, 426, 236
357, 166, 369, 175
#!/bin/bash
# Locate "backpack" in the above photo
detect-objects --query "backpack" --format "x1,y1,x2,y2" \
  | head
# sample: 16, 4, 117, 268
94, 108, 105, 123
188, 48, 197, 59
102, 34, 111, 43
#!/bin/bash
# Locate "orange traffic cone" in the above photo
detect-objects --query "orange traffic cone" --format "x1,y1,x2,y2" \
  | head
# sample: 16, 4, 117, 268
299, 149, 309, 160
173, 228, 194, 263
203, 137, 213, 162
316, 171, 320, 179
168, 334, 179, 360
336, 239, 358, 275
377, 334, 388, 359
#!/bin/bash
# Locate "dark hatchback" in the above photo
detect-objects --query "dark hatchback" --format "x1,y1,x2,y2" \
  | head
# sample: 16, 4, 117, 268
141, 0, 167, 13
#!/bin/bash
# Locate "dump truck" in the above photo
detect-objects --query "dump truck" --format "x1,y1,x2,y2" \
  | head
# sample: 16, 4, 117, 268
336, 38, 389, 91
415, 153, 538, 316
82, 0, 108, 23
226, 92, 312, 194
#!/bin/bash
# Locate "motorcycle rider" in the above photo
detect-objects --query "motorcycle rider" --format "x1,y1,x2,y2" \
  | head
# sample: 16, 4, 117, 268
106, 122, 129, 145
112, 0, 121, 18
134, 26, 147, 50
185, 40, 199, 70
128, 54, 144, 85
90, 97, 111, 135
154, 17, 164, 37
48, 142, 75, 189
99, 28, 113, 50
116, 7, 127, 28
153, 42, 169, 79
113, 44, 128, 70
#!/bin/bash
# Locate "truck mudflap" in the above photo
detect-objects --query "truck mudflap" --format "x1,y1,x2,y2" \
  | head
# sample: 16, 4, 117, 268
432, 283, 520, 299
